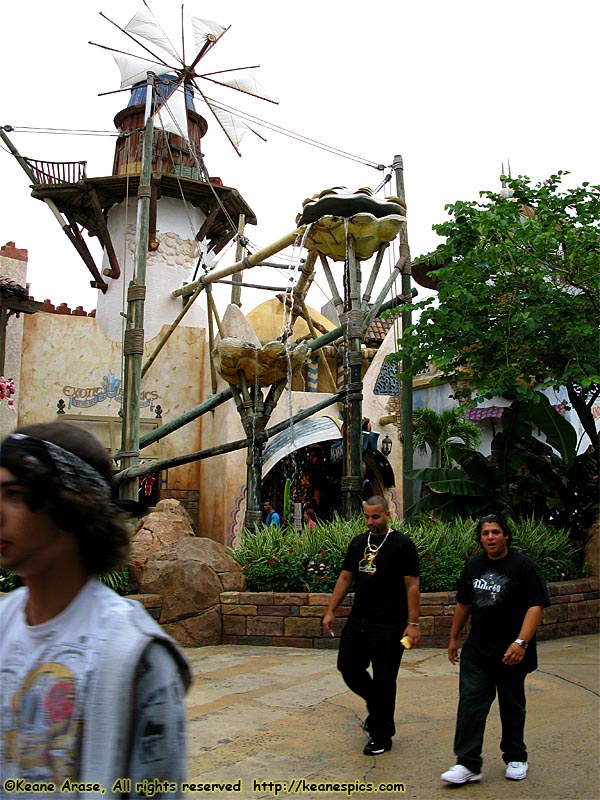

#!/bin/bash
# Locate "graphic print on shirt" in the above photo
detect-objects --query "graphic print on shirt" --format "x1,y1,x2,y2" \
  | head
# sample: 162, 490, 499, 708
4, 661, 80, 782
472, 570, 511, 607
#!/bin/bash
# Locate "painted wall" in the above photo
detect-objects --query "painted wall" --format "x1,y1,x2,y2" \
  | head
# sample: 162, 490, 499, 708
0, 249, 26, 439
96, 197, 209, 341
18, 311, 205, 523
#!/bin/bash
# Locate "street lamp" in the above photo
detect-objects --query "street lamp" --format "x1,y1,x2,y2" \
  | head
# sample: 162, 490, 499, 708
381, 434, 393, 457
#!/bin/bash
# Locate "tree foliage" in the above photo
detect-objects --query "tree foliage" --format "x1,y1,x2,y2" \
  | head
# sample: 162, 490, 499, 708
413, 407, 482, 468
407, 393, 597, 536
393, 172, 600, 452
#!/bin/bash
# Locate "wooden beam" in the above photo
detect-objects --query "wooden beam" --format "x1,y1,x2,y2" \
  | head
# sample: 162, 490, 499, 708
63, 213, 108, 292
87, 188, 121, 280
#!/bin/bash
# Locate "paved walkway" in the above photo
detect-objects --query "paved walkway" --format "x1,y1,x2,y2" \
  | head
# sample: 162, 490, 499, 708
184, 634, 599, 800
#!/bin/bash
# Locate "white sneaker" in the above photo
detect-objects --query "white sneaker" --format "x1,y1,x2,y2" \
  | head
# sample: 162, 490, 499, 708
505, 761, 528, 780
441, 764, 483, 784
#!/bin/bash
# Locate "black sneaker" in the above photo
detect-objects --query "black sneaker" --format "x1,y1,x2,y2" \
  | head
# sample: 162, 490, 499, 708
363, 738, 392, 756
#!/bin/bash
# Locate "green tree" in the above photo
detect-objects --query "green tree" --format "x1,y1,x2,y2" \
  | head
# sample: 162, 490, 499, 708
393, 172, 600, 457
413, 407, 482, 468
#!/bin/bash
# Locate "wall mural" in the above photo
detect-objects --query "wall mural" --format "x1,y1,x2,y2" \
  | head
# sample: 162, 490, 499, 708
62, 371, 159, 410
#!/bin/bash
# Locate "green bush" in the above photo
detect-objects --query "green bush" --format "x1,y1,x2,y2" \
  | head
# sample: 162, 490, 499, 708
0, 565, 131, 596
0, 568, 22, 593
231, 515, 584, 593
231, 514, 364, 593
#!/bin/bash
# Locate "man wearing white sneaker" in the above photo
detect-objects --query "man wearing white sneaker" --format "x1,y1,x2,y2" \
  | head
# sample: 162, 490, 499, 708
441, 514, 550, 786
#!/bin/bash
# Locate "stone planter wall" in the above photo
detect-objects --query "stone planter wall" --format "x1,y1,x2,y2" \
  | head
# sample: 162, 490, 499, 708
219, 577, 599, 649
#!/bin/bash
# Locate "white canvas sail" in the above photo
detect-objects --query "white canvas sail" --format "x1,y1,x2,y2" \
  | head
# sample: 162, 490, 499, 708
125, 6, 182, 62
113, 52, 169, 89
202, 95, 249, 155
190, 16, 227, 48
206, 74, 275, 104
152, 82, 189, 137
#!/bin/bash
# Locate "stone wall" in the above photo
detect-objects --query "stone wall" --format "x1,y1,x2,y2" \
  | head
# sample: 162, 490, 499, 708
218, 577, 599, 649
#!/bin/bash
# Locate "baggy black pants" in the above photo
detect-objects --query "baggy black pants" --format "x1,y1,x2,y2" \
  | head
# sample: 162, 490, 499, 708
337, 618, 404, 745
454, 657, 528, 773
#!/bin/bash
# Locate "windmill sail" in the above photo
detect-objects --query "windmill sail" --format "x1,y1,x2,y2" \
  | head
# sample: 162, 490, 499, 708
125, 6, 185, 62
190, 16, 227, 47
201, 95, 249, 155
103, 4, 275, 155
203, 74, 276, 104
113, 52, 170, 89
152, 82, 189, 137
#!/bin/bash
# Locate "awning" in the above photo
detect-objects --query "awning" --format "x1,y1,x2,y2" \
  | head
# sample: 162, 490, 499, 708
262, 416, 342, 477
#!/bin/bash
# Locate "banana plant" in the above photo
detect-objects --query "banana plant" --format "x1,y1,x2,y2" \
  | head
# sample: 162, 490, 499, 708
406, 392, 597, 534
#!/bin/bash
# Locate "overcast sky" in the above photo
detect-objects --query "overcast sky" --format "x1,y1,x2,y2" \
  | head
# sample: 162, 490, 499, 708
2, 0, 598, 315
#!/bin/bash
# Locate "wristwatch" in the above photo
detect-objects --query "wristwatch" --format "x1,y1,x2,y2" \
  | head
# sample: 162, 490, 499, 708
514, 639, 528, 649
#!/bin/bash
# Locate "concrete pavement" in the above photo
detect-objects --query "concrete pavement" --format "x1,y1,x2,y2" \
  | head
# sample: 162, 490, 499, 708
184, 634, 599, 800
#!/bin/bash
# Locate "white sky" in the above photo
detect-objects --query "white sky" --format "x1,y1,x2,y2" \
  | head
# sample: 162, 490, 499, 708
2, 0, 598, 315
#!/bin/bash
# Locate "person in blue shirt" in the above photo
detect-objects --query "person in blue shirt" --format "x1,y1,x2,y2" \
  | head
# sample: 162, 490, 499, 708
263, 498, 281, 526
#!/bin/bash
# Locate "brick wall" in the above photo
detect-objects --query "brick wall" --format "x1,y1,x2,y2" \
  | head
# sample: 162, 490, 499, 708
219, 577, 599, 649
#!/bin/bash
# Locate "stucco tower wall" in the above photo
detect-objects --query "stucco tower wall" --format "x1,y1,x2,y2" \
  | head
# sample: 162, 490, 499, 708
96, 197, 209, 341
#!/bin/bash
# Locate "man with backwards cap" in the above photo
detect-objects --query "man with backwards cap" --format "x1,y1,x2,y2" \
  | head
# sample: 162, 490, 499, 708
0, 422, 190, 798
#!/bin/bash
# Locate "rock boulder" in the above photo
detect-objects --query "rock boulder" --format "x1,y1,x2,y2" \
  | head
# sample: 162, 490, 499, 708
136, 537, 246, 646
131, 498, 195, 574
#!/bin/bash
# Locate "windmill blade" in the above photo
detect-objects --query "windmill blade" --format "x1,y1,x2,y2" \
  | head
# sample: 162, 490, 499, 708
125, 5, 182, 63
202, 73, 278, 104
114, 52, 173, 89
199, 91, 249, 156
152, 81, 189, 137
190, 16, 228, 47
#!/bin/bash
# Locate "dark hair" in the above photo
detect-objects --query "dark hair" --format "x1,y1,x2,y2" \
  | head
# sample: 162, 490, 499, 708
364, 494, 389, 512
475, 513, 511, 545
0, 422, 130, 574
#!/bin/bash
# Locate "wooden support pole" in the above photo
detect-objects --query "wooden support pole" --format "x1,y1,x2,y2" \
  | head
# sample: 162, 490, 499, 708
319, 253, 344, 318
119, 73, 155, 502
206, 286, 218, 395
141, 282, 203, 379
117, 389, 344, 482
341, 235, 365, 520
393, 154, 414, 516
171, 229, 305, 298
361, 242, 388, 309
231, 214, 245, 307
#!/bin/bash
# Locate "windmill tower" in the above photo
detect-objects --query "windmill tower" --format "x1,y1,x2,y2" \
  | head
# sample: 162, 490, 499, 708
92, 6, 266, 341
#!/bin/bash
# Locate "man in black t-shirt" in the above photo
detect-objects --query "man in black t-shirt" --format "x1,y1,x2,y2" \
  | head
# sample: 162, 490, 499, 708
323, 496, 420, 756
441, 514, 550, 786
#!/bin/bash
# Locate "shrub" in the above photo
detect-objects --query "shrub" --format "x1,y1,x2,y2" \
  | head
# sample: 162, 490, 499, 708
0, 565, 131, 596
231, 515, 584, 593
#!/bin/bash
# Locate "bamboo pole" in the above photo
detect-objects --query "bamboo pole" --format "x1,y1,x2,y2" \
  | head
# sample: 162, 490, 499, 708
361, 242, 388, 309
297, 297, 338, 393
231, 214, 245, 306
206, 286, 218, 395
171, 229, 305, 298
117, 389, 344, 482
141, 283, 203, 379
206, 290, 226, 338
134, 292, 414, 453
393, 154, 414, 516
119, 73, 155, 501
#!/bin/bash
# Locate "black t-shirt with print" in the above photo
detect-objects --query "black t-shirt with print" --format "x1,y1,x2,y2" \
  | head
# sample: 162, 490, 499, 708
457, 549, 550, 672
342, 529, 420, 628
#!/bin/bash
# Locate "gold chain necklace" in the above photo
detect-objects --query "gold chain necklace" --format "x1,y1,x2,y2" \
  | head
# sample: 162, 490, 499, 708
359, 530, 390, 574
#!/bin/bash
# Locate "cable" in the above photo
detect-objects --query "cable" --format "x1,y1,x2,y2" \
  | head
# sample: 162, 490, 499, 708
7, 126, 117, 137
202, 96, 385, 169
